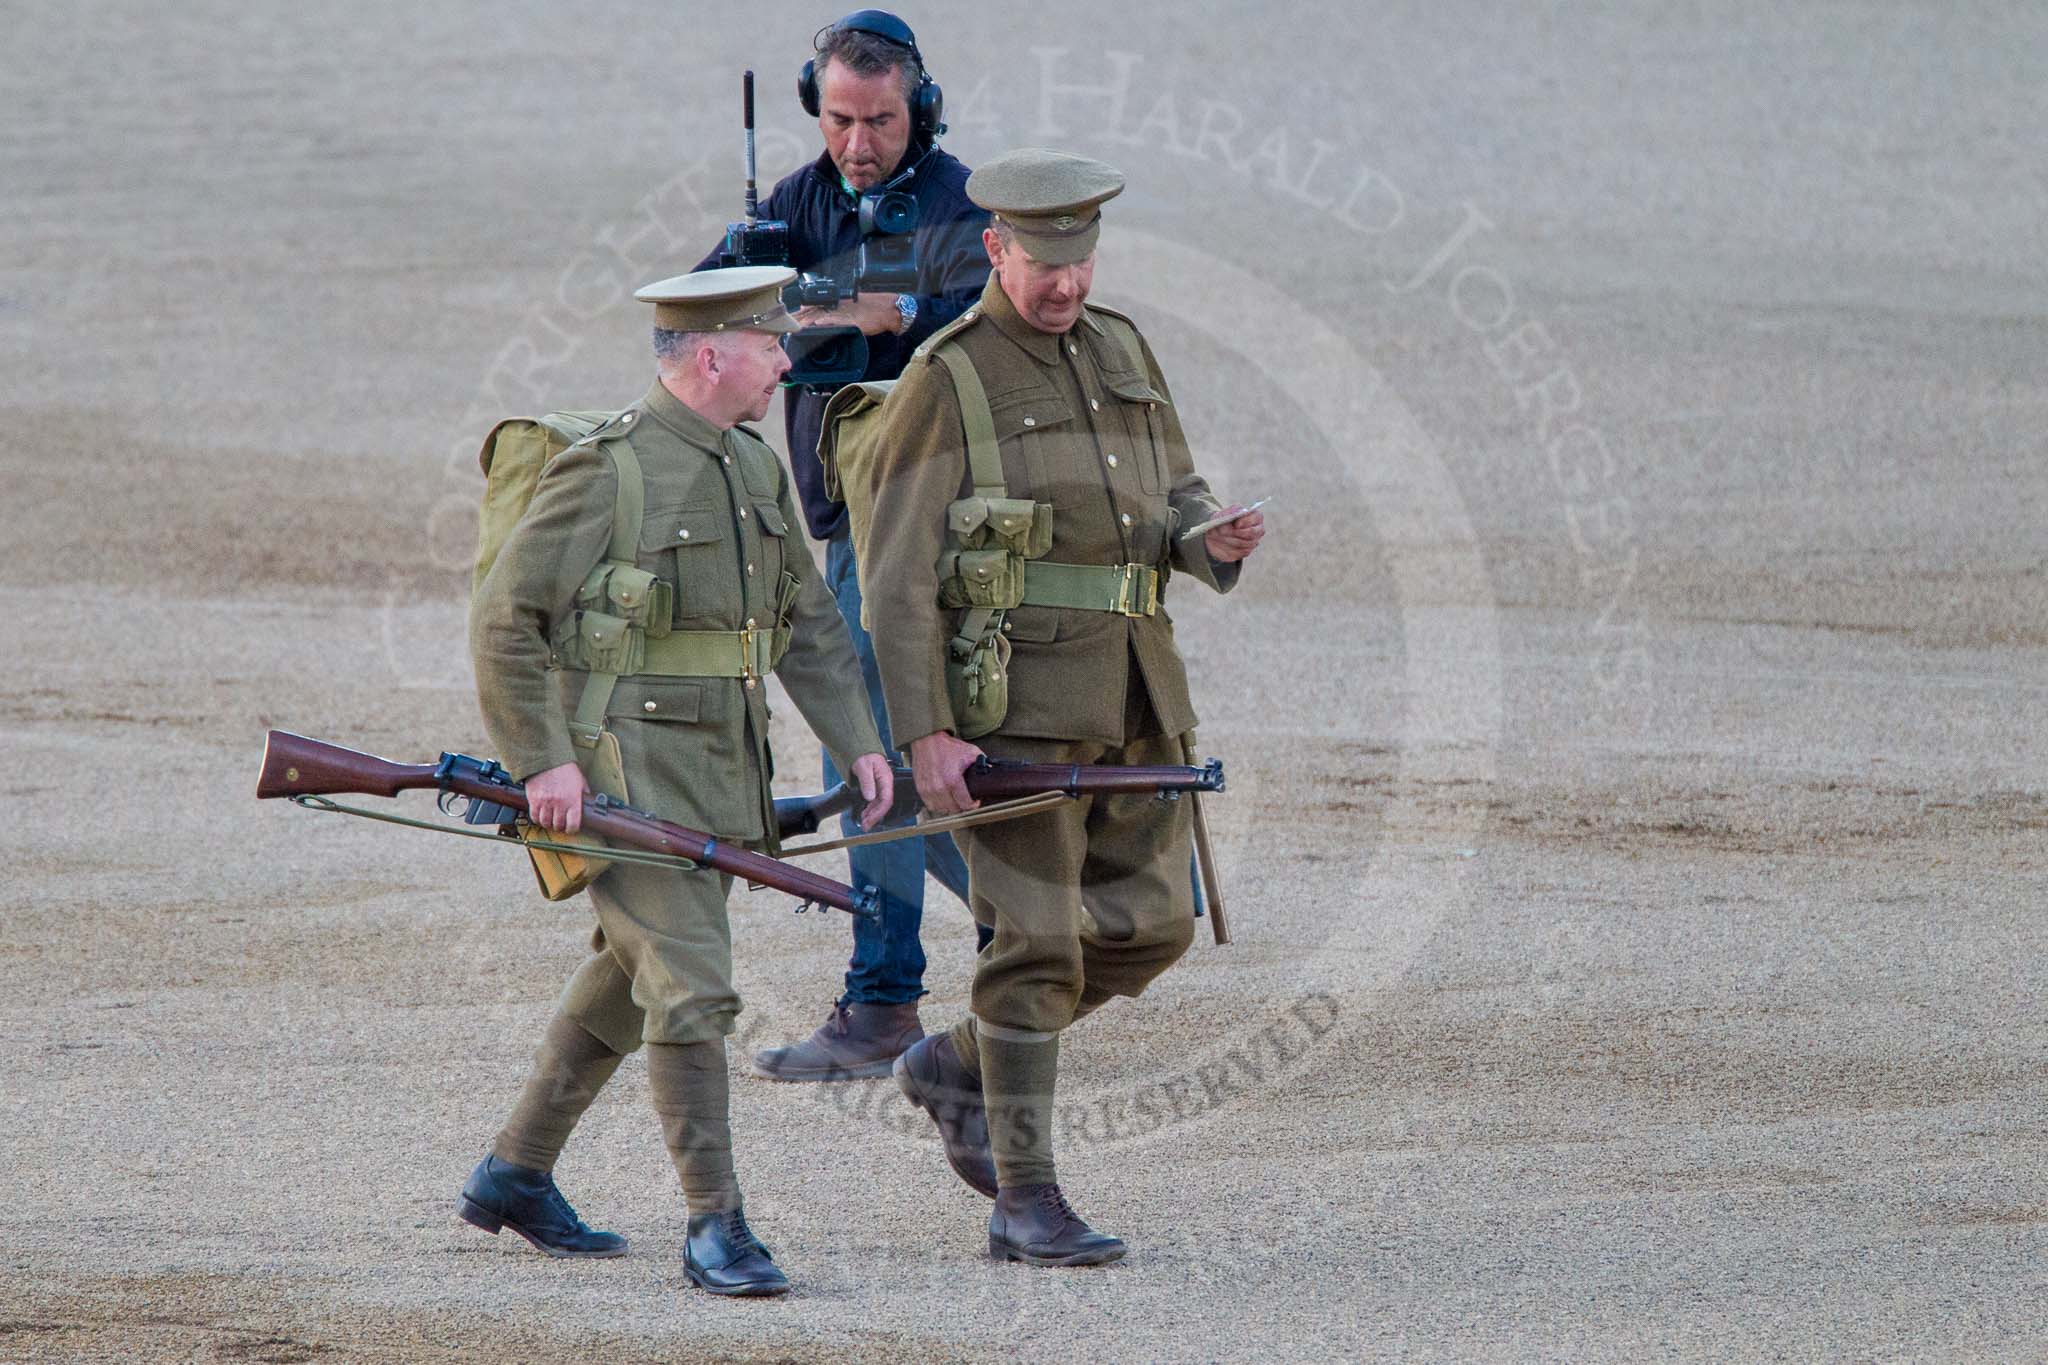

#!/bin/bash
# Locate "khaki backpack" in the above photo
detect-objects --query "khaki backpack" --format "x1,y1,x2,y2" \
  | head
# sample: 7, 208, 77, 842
472, 411, 619, 593
471, 410, 637, 900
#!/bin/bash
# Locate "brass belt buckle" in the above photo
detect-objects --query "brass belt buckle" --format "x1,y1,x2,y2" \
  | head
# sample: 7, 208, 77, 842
1115, 563, 1156, 617
1114, 564, 1146, 618
738, 623, 759, 690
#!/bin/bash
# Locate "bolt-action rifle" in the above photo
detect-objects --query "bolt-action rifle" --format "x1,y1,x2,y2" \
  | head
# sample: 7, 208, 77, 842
770, 754, 1233, 944
771, 757, 1226, 840
255, 730, 879, 919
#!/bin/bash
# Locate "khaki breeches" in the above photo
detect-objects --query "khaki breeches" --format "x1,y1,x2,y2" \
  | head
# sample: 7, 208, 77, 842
959, 730, 1197, 1036
556, 859, 740, 1052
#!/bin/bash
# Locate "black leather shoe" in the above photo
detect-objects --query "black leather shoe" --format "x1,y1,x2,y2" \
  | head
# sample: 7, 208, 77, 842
988, 1183, 1126, 1267
683, 1206, 789, 1296
892, 1034, 999, 1198
457, 1155, 628, 1258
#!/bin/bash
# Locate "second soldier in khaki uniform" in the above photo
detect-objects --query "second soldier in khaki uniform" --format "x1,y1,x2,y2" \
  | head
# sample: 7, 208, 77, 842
459, 266, 895, 1296
862, 149, 1266, 1265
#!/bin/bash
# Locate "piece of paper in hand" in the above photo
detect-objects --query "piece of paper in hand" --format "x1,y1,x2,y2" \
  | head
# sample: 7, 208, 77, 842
1179, 497, 1272, 542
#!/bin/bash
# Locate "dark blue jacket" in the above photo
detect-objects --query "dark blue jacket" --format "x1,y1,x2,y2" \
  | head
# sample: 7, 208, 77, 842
696, 145, 990, 540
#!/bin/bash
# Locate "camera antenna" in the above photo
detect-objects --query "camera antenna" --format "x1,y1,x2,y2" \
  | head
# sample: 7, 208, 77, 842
742, 70, 760, 222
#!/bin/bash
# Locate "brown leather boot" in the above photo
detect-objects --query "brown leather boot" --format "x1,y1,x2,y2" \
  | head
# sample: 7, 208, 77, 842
751, 1001, 923, 1082
988, 1183, 1126, 1267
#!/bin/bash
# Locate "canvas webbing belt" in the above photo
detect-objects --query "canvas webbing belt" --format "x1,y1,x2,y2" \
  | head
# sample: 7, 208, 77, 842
1021, 560, 1160, 616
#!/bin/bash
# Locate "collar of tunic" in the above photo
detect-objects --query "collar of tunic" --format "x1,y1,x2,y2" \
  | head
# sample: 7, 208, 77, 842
976, 272, 1068, 368
640, 379, 735, 455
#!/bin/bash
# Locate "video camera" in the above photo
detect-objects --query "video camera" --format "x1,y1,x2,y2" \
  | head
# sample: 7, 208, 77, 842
719, 72, 921, 389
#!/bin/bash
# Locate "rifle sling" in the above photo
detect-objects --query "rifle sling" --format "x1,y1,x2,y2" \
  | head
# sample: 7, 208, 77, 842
777, 790, 1076, 857
288, 794, 702, 872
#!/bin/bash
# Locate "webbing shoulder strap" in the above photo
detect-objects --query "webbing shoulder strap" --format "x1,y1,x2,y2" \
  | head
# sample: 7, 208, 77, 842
573, 433, 646, 746
933, 347, 1005, 498
604, 436, 644, 563
930, 347, 1006, 660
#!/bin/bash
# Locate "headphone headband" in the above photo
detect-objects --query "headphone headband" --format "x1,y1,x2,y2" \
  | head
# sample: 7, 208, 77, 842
813, 9, 923, 64
799, 9, 945, 143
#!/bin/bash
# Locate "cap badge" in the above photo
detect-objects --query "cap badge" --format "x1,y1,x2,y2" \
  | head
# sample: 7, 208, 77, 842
1052, 214, 1077, 231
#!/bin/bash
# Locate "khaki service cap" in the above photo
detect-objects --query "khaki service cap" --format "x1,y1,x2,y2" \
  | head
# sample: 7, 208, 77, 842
967, 148, 1126, 265
635, 265, 800, 334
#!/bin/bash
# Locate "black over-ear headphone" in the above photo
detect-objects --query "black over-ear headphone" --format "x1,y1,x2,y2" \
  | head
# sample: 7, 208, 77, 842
798, 9, 945, 145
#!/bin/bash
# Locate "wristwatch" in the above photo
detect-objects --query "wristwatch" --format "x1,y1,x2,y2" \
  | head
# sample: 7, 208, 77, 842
894, 293, 918, 334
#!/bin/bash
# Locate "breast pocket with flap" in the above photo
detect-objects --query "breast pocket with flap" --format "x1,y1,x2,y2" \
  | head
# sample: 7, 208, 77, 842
986, 389, 1075, 503
1102, 373, 1172, 494
647, 504, 732, 627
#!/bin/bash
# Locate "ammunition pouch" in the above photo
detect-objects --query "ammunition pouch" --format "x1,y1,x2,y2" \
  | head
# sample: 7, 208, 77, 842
937, 496, 1045, 731
577, 561, 673, 638
946, 496, 1053, 557
571, 608, 641, 676
936, 547, 1027, 609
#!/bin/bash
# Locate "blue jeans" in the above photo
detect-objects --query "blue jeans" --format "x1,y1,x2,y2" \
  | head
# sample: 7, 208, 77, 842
821, 532, 975, 1005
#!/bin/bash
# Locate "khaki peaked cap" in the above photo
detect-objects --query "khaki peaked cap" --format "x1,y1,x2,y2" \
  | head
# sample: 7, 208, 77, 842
968, 148, 1126, 264
635, 265, 799, 334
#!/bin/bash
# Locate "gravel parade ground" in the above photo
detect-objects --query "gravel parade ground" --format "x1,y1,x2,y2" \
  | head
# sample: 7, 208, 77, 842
4, 3, 2044, 1360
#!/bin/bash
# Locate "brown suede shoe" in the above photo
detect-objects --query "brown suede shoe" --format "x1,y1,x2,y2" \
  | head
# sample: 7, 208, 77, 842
892, 1034, 999, 1198
751, 1001, 923, 1082
988, 1183, 1126, 1267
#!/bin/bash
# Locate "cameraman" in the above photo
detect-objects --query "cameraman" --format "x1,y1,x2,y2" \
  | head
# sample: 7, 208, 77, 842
696, 11, 988, 1083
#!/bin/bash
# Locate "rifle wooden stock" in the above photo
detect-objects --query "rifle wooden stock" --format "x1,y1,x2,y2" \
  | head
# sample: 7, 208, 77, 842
257, 730, 878, 918
257, 730, 433, 801
772, 756, 1226, 839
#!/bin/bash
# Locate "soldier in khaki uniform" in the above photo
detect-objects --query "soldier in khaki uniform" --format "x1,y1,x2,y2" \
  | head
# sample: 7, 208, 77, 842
863, 150, 1265, 1265
459, 266, 895, 1297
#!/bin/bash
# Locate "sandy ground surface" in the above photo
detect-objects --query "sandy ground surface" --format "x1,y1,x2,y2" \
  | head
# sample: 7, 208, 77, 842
5, 2, 2046, 1360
